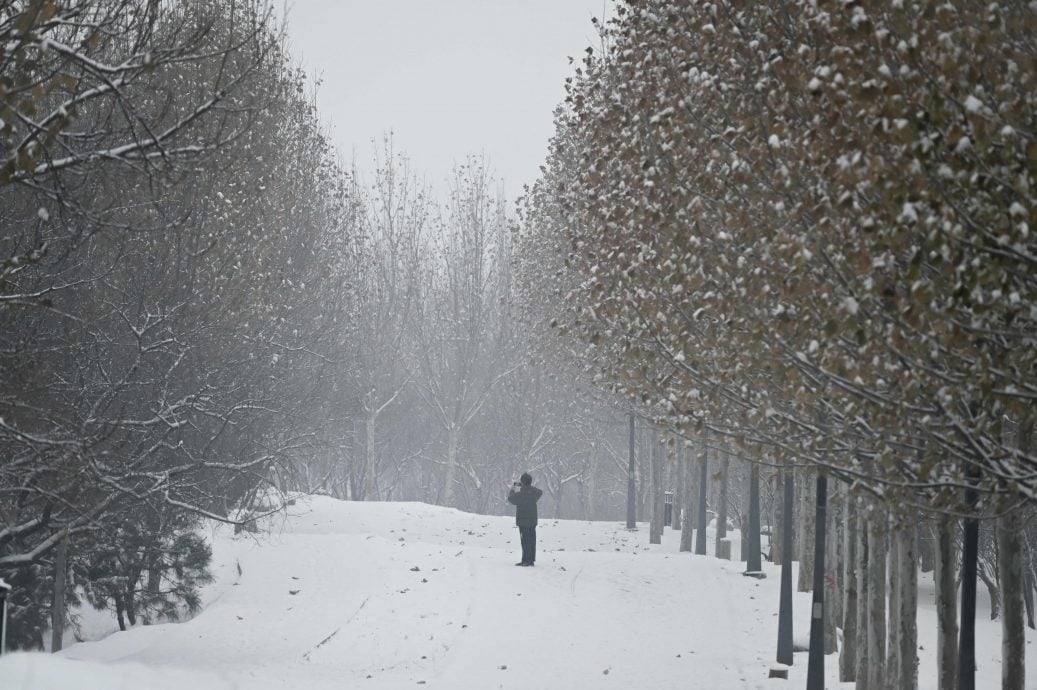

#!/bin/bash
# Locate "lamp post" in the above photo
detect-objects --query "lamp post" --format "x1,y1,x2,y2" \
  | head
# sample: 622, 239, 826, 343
806, 472, 828, 689
776, 467, 794, 665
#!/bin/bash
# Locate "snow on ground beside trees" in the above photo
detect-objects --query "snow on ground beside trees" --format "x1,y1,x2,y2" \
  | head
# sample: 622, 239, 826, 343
0, 495, 1026, 689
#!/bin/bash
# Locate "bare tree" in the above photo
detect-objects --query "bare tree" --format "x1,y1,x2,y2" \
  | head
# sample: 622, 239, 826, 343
413, 160, 515, 507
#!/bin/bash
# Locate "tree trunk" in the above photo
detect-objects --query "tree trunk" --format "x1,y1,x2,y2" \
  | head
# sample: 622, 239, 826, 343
773, 469, 784, 565
958, 459, 981, 690
125, 578, 137, 627
999, 506, 1026, 690
147, 561, 161, 597
586, 443, 598, 521
649, 429, 663, 545
679, 442, 695, 552
891, 516, 919, 690
746, 461, 762, 573
866, 507, 887, 690
144, 559, 161, 625
919, 523, 935, 574
671, 439, 683, 530
741, 461, 751, 562
978, 564, 1001, 620
715, 452, 729, 557
839, 493, 858, 683
889, 524, 902, 689
856, 504, 870, 689
114, 593, 127, 632
626, 413, 636, 529
935, 516, 959, 690
823, 482, 839, 655
364, 412, 378, 500
695, 432, 709, 555
798, 466, 815, 592
1024, 572, 1035, 631
443, 424, 459, 507
50, 537, 67, 652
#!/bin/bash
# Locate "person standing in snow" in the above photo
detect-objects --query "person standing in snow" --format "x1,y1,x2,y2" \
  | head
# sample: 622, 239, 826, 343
508, 472, 543, 566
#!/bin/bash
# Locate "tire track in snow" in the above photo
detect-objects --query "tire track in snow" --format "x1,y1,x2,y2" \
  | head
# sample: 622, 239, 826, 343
569, 563, 585, 596
303, 597, 370, 660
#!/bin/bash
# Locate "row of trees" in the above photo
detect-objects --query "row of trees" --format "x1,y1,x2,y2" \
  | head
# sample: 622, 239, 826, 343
517, 2, 1036, 689
0, 0, 361, 647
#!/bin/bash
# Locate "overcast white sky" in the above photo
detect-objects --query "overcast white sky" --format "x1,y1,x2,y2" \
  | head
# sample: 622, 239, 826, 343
281, 0, 613, 202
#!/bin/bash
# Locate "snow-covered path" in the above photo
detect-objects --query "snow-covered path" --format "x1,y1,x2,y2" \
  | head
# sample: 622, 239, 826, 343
429, 545, 766, 689
0, 495, 1025, 689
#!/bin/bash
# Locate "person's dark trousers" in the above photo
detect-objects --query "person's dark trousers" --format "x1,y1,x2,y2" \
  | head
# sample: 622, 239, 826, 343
519, 526, 536, 565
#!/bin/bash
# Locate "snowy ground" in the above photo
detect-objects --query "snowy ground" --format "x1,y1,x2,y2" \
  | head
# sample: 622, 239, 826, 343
0, 495, 1028, 689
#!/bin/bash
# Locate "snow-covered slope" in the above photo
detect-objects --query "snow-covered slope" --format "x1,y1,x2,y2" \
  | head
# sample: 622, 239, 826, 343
0, 495, 1023, 689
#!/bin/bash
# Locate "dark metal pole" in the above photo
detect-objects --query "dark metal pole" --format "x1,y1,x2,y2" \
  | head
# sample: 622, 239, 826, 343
695, 432, 709, 555
777, 468, 795, 665
746, 462, 762, 573
626, 413, 636, 529
958, 460, 981, 690
806, 472, 828, 689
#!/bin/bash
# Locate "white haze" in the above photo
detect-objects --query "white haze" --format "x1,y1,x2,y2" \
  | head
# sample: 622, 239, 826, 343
281, 0, 615, 199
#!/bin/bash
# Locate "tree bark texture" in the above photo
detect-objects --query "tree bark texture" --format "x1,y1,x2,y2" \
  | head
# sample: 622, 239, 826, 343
1024, 572, 1035, 631
715, 453, 729, 557
889, 524, 902, 689
892, 517, 918, 690
50, 537, 67, 652
935, 516, 959, 690
626, 413, 636, 529
695, 434, 709, 555
856, 503, 870, 689
443, 425, 459, 507
999, 505, 1026, 690
649, 429, 663, 545
866, 507, 887, 690
839, 493, 858, 683
746, 462, 762, 573
773, 469, 784, 565
364, 413, 378, 500
977, 556, 1001, 620
585, 443, 598, 521
679, 443, 695, 552
958, 460, 981, 690
671, 440, 683, 530
823, 483, 839, 655
741, 461, 751, 562
798, 467, 815, 593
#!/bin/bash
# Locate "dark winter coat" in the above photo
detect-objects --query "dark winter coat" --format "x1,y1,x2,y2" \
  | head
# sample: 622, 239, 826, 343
508, 485, 543, 528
